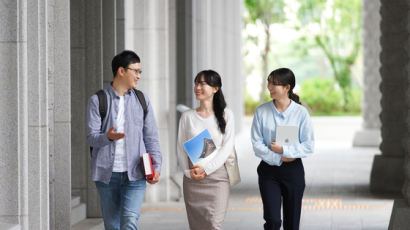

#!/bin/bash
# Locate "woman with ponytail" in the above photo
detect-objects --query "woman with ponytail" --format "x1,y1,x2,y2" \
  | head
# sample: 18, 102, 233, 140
177, 70, 235, 230
251, 68, 314, 230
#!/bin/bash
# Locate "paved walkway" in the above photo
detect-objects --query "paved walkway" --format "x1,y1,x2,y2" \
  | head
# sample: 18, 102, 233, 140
73, 116, 394, 230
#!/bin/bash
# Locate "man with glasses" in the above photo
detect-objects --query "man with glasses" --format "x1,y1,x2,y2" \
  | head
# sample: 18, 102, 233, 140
86, 50, 162, 229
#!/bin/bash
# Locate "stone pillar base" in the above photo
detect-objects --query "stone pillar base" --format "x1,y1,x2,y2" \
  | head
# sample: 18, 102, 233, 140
0, 223, 19, 230
171, 171, 184, 201
353, 129, 381, 147
87, 183, 102, 218
144, 177, 181, 202
370, 155, 404, 195
389, 199, 410, 230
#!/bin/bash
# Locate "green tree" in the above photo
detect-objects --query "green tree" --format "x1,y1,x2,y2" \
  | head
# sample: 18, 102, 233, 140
296, 0, 362, 110
244, 0, 286, 104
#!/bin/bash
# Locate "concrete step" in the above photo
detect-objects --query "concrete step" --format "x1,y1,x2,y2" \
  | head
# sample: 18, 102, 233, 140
0, 223, 20, 230
72, 218, 104, 230
71, 203, 87, 226
71, 196, 81, 208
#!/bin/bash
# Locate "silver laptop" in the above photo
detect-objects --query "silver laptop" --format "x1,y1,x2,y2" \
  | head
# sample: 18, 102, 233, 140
275, 125, 299, 145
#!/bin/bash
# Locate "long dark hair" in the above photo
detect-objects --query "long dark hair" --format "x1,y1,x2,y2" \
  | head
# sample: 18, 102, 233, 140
268, 68, 301, 104
194, 70, 227, 134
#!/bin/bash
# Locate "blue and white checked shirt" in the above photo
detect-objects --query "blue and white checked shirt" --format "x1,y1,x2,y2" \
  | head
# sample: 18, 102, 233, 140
86, 85, 162, 184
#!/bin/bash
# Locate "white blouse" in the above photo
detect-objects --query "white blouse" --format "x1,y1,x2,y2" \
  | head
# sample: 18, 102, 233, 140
177, 108, 235, 178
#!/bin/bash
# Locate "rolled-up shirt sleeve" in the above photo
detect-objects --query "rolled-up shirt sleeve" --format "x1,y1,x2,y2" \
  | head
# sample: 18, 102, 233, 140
177, 113, 192, 178
251, 110, 282, 166
86, 94, 112, 148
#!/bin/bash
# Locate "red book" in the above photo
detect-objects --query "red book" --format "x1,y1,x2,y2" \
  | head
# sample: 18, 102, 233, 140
142, 153, 154, 180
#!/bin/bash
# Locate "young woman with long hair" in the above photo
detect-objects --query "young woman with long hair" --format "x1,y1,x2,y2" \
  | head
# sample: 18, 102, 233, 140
177, 70, 235, 230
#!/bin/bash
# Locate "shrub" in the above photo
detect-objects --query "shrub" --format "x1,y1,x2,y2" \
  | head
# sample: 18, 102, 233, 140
300, 78, 361, 115
244, 91, 261, 115
243, 77, 361, 116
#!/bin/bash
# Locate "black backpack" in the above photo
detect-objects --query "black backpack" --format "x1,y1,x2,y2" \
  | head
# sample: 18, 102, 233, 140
90, 89, 148, 156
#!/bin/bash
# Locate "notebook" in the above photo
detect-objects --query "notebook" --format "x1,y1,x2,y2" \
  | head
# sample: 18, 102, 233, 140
142, 153, 154, 180
183, 129, 216, 164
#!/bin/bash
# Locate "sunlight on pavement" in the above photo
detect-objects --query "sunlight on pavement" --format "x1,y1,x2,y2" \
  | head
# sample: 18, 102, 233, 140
141, 197, 391, 212
243, 197, 391, 210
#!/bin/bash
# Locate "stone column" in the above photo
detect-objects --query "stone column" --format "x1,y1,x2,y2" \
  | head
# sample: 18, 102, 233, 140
1, 0, 71, 229
48, 0, 72, 229
0, 0, 28, 228
387, 1, 410, 228
84, 0, 104, 217
370, 0, 406, 195
125, 0, 177, 202
116, 0, 125, 51
102, 0, 118, 88
174, 0, 195, 197
176, 0, 195, 109
353, 0, 381, 147
168, 0, 180, 199
70, 0, 88, 211
70, 0, 126, 218
191, 0, 244, 131
27, 0, 50, 229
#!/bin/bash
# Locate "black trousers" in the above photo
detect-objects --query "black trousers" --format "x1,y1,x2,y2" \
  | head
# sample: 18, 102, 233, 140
257, 159, 305, 230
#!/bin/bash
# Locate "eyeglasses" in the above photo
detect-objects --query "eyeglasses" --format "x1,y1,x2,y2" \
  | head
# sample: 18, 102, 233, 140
126, 68, 142, 75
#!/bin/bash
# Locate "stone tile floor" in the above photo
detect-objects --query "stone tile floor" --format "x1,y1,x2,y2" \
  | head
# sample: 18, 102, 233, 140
74, 116, 395, 230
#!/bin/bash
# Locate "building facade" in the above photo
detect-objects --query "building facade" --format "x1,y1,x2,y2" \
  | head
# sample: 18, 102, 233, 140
2, 0, 410, 229
0, 0, 243, 229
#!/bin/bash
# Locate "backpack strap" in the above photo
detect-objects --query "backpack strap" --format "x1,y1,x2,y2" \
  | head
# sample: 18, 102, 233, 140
96, 89, 146, 124
90, 89, 107, 157
96, 89, 107, 125
133, 89, 148, 120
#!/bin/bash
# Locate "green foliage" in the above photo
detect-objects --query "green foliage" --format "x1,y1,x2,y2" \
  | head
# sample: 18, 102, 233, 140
297, 0, 327, 24
243, 0, 363, 114
244, 78, 361, 116
300, 78, 361, 115
244, 91, 262, 115
245, 0, 286, 24
244, 0, 287, 104
295, 0, 362, 109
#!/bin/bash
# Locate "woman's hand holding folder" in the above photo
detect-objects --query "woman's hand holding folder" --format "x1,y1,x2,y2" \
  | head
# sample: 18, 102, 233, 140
190, 165, 206, 180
